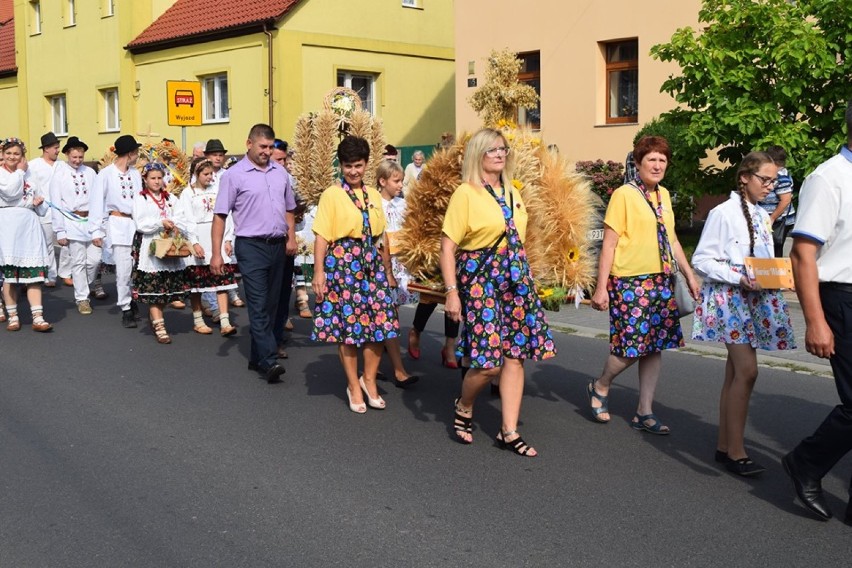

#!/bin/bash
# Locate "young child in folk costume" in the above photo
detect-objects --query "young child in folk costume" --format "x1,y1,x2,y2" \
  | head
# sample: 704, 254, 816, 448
49, 136, 103, 315
89, 135, 144, 328
311, 137, 400, 413
376, 159, 419, 388
0, 138, 53, 332
692, 151, 796, 477
180, 158, 238, 336
131, 163, 194, 344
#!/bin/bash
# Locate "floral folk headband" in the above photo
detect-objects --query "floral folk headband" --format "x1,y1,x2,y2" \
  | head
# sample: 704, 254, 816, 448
2, 137, 26, 153
142, 162, 167, 175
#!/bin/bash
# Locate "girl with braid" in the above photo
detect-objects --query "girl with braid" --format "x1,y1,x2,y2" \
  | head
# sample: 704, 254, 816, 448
692, 151, 796, 477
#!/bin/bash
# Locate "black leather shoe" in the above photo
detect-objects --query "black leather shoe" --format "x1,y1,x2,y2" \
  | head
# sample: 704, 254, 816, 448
724, 456, 766, 477
121, 309, 137, 328
393, 374, 420, 389
248, 362, 258, 372
264, 364, 285, 384
782, 452, 832, 520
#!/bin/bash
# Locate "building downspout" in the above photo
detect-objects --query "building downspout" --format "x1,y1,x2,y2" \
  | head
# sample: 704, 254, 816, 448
263, 23, 274, 128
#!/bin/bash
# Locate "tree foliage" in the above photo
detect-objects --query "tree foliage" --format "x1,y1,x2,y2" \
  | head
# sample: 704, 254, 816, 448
650, 0, 851, 184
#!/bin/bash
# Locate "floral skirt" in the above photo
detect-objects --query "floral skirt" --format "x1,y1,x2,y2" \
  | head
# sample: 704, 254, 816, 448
456, 247, 556, 369
607, 272, 684, 358
184, 264, 238, 293
1, 265, 47, 284
692, 282, 796, 351
131, 233, 190, 305
311, 237, 400, 346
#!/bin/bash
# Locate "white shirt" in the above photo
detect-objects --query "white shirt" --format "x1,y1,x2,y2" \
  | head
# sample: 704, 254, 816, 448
132, 190, 192, 273
791, 147, 852, 284
49, 161, 97, 241
88, 163, 143, 246
28, 157, 58, 225
692, 192, 773, 285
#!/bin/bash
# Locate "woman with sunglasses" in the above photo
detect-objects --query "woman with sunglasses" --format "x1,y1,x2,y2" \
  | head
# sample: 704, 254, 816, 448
441, 128, 556, 456
692, 151, 796, 476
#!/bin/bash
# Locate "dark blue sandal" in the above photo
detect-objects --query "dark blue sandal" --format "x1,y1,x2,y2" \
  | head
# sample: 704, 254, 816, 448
630, 413, 670, 435
587, 381, 610, 423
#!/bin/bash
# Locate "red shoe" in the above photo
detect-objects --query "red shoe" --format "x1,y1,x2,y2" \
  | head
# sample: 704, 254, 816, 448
441, 347, 459, 369
408, 329, 421, 360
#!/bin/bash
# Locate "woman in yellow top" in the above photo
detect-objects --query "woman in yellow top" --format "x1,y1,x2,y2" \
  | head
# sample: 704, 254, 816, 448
441, 128, 557, 457
588, 136, 700, 434
312, 136, 400, 414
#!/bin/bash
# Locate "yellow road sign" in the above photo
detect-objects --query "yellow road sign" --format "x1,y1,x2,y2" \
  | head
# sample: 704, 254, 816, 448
166, 81, 202, 126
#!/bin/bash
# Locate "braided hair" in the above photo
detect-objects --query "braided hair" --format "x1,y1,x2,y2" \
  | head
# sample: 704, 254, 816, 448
735, 151, 775, 257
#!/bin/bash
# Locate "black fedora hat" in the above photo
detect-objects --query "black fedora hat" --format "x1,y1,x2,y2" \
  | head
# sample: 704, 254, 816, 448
114, 134, 141, 156
62, 136, 89, 154
39, 132, 61, 149
204, 139, 227, 154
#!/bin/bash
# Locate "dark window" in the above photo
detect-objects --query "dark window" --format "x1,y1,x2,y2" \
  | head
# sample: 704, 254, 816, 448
604, 40, 638, 124
517, 51, 541, 130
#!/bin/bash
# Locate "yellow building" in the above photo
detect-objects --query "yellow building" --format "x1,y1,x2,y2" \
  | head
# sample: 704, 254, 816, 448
455, 0, 701, 163
6, 0, 454, 157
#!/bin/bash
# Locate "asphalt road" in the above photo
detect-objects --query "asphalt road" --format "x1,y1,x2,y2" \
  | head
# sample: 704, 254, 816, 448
2, 283, 851, 567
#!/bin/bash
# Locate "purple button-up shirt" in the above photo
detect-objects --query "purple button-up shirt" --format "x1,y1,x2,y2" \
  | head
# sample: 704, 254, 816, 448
214, 155, 296, 238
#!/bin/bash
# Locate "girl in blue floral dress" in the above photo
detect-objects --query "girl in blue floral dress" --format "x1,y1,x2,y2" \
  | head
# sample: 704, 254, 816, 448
311, 137, 400, 414
441, 128, 556, 457
692, 151, 796, 477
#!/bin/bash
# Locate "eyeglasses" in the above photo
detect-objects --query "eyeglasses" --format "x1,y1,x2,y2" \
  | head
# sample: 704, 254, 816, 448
751, 173, 778, 187
484, 146, 511, 157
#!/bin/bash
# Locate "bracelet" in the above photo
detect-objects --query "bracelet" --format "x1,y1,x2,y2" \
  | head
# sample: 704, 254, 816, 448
445, 285, 458, 293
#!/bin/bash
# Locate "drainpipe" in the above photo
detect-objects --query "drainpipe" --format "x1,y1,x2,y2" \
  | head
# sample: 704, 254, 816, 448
263, 23, 274, 128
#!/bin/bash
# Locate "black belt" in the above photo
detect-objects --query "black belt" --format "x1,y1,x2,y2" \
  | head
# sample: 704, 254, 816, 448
240, 235, 286, 245
820, 282, 852, 294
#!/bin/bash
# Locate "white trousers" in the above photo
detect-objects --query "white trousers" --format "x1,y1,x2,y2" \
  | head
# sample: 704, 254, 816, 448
40, 222, 58, 281
111, 244, 133, 310
58, 246, 72, 279
68, 240, 102, 302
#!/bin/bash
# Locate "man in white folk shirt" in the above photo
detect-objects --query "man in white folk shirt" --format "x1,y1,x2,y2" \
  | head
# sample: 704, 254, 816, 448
28, 132, 72, 287
49, 136, 103, 315
89, 134, 143, 328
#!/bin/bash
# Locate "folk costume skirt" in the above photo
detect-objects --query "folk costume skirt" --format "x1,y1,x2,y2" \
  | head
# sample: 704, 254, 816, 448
184, 264, 238, 293
311, 237, 400, 346
130, 233, 190, 305
456, 247, 556, 369
692, 265, 796, 351
607, 272, 684, 358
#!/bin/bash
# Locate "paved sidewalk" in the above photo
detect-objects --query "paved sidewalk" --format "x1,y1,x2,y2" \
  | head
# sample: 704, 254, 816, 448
540, 291, 833, 376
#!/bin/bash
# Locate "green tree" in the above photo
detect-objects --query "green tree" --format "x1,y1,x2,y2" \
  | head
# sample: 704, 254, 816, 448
650, 0, 851, 184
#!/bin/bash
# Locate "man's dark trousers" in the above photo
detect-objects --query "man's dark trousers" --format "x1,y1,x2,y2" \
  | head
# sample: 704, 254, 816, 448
235, 237, 285, 371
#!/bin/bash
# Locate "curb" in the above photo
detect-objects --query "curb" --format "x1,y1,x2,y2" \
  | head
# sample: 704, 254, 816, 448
550, 323, 834, 378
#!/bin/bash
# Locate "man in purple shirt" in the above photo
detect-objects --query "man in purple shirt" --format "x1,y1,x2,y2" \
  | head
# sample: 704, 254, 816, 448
211, 124, 296, 383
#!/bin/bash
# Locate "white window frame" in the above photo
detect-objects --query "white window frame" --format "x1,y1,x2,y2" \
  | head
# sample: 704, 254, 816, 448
402, 0, 420, 7
103, 0, 115, 17
337, 71, 376, 114
66, 0, 77, 27
101, 88, 120, 132
30, 1, 42, 35
49, 95, 68, 136
201, 73, 230, 123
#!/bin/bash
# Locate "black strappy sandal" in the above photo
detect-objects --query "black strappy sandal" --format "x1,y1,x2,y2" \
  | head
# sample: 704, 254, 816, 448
496, 430, 536, 457
453, 398, 473, 444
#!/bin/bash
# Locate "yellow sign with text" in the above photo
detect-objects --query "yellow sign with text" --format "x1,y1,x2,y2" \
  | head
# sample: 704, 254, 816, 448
166, 81, 202, 126
744, 257, 794, 289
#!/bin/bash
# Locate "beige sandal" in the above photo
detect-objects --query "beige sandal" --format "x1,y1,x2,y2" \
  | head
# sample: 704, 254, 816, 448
151, 318, 171, 344
193, 324, 213, 335
6, 314, 20, 331
31, 308, 53, 332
